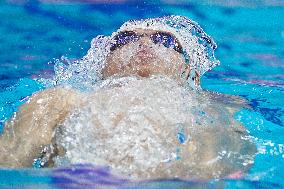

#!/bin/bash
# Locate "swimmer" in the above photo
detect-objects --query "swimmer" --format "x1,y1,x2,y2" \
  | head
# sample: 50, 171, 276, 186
0, 16, 256, 180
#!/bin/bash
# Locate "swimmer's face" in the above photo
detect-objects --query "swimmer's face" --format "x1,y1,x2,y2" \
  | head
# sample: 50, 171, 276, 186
102, 29, 190, 82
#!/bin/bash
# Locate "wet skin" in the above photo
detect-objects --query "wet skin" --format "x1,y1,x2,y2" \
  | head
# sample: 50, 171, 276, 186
0, 29, 256, 180
103, 29, 190, 81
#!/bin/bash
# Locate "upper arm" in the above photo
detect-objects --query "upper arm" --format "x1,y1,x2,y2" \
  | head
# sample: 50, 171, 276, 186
3, 87, 81, 141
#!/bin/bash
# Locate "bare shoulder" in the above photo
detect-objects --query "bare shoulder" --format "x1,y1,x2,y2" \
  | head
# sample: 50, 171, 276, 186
0, 87, 83, 167
6, 87, 81, 131
26, 87, 80, 106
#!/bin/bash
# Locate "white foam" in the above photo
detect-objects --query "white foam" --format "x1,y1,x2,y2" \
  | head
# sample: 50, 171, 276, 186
36, 16, 256, 179
53, 76, 255, 179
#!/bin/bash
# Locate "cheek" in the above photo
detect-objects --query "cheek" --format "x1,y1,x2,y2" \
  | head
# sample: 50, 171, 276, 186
159, 51, 185, 71
102, 55, 121, 77
137, 69, 151, 77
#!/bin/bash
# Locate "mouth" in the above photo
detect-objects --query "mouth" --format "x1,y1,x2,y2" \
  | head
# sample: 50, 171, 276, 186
133, 47, 156, 65
122, 49, 156, 77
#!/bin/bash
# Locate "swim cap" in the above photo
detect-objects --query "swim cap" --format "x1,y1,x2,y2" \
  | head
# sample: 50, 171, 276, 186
116, 16, 220, 77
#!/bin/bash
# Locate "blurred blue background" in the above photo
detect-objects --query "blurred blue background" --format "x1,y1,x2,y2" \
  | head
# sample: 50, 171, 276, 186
0, 0, 283, 188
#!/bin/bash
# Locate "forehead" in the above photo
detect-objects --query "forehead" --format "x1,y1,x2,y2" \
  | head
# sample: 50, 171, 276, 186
117, 29, 176, 36
131, 29, 160, 34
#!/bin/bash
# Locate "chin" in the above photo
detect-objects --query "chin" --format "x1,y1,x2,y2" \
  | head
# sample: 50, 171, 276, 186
136, 68, 151, 77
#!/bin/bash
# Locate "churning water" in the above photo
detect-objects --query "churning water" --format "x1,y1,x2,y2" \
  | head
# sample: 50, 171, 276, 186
0, 1, 283, 189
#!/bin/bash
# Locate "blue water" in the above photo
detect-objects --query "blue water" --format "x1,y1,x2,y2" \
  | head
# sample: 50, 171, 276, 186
0, 1, 283, 188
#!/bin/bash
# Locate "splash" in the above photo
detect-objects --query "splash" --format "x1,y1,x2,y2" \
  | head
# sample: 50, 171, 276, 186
52, 76, 256, 180
44, 16, 219, 90
31, 16, 254, 180
1, 16, 257, 180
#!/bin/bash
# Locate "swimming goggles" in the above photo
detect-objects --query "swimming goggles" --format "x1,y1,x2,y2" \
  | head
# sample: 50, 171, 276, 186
110, 31, 183, 54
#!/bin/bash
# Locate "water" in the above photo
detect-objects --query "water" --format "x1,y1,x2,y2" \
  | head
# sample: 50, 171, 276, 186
0, 1, 283, 188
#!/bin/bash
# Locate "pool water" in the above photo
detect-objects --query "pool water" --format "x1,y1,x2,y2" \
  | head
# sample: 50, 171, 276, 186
0, 1, 283, 188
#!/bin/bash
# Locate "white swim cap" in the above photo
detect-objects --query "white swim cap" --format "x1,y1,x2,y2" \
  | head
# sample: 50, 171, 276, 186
116, 15, 220, 78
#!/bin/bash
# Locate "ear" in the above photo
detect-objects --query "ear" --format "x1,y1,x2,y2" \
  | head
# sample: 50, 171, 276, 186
180, 64, 191, 82
180, 64, 201, 88
194, 71, 200, 86
188, 69, 200, 87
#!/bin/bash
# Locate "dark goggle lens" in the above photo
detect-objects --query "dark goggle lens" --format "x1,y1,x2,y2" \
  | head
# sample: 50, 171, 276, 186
110, 31, 183, 53
151, 32, 183, 53
110, 31, 138, 51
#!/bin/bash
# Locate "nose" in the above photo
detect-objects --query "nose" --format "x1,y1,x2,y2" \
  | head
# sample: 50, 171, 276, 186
137, 44, 153, 57
138, 43, 151, 51
138, 36, 153, 46
137, 37, 153, 52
